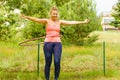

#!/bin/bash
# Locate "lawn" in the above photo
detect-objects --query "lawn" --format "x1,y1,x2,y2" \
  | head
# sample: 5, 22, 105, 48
0, 31, 120, 80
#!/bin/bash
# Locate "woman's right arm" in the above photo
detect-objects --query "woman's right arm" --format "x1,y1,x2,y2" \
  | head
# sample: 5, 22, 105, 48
20, 14, 47, 24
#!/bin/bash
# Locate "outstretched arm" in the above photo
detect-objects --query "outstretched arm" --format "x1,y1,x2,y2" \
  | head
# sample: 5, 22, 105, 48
20, 14, 47, 24
60, 19, 89, 25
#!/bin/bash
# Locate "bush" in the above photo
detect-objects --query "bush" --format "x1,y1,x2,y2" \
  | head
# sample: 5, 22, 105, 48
0, 26, 11, 41
84, 34, 98, 46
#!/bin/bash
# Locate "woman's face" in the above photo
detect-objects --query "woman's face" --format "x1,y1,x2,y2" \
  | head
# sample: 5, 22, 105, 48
50, 10, 59, 21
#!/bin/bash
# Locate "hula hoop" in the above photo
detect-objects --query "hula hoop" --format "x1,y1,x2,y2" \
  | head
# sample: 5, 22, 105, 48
19, 36, 45, 46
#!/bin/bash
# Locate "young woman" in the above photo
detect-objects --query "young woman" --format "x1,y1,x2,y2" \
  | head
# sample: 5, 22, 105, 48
21, 6, 89, 80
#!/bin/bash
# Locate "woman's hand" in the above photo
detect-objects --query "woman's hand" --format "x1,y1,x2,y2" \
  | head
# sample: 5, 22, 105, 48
84, 19, 90, 23
20, 14, 26, 18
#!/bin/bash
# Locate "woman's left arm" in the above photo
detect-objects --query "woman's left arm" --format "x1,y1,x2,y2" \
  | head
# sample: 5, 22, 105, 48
60, 19, 89, 25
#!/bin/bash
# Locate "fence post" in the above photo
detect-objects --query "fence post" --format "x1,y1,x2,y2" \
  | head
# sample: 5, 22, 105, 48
37, 43, 40, 76
103, 41, 106, 76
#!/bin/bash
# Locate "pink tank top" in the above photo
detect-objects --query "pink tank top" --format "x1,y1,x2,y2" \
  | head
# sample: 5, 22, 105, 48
45, 23, 61, 42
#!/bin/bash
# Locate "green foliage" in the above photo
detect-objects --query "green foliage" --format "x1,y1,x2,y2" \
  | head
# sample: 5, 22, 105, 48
112, 0, 120, 28
0, 2, 22, 41
110, 20, 120, 28
0, 3, 10, 41
0, 0, 101, 45
52, 0, 70, 6
84, 34, 98, 46
6, 0, 51, 16
0, 26, 11, 41
23, 21, 46, 39
112, 0, 120, 20
0, 0, 52, 40
19, 0, 52, 39
60, 0, 100, 45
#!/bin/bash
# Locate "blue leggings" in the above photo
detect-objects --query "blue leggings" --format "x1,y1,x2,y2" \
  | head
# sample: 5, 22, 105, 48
43, 42, 62, 80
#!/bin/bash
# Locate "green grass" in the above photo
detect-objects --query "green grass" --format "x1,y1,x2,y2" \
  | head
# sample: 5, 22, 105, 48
0, 31, 120, 80
90, 30, 120, 43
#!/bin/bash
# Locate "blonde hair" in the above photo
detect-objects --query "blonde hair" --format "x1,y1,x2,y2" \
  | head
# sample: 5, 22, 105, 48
50, 6, 58, 14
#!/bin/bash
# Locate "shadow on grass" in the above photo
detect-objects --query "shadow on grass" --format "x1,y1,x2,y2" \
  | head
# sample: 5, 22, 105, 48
0, 70, 117, 80
61, 70, 117, 80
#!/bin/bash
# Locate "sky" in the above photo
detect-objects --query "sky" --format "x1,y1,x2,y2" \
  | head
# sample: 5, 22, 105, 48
95, 0, 118, 15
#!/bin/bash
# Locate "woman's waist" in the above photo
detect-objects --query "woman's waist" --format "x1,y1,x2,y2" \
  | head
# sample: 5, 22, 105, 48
46, 35, 60, 38
46, 32, 61, 38
46, 31, 60, 37
45, 37, 61, 42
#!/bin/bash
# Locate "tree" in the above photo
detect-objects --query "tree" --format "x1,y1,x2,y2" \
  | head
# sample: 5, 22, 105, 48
112, 0, 120, 28
0, 0, 101, 45
59, 0, 100, 45
52, 0, 70, 6
21, 0, 52, 39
